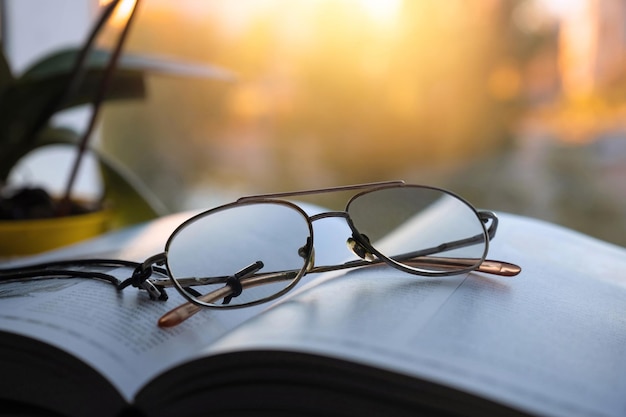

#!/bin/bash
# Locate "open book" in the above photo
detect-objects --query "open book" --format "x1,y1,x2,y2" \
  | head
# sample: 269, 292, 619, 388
0, 207, 625, 417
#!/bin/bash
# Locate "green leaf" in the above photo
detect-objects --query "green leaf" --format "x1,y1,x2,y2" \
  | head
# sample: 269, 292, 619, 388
36, 126, 81, 145
22, 48, 115, 80
96, 151, 168, 228
113, 53, 236, 81
23, 48, 236, 81
0, 69, 145, 147
0, 66, 145, 183
2, 46, 232, 181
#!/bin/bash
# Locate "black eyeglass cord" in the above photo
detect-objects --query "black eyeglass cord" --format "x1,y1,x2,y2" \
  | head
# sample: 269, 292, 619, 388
222, 275, 243, 305
118, 264, 168, 301
221, 261, 264, 305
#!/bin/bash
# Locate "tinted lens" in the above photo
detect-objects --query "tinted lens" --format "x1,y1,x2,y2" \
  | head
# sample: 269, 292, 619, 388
346, 186, 488, 275
165, 201, 312, 307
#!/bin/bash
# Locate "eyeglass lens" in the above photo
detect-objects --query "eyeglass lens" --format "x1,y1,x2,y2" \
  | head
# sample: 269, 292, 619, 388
347, 186, 487, 274
165, 202, 312, 307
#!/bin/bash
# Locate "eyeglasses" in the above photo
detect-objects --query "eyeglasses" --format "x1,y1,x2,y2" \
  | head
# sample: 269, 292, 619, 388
0, 181, 521, 327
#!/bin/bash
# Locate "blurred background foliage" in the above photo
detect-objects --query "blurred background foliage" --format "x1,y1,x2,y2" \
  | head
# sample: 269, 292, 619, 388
97, 0, 626, 246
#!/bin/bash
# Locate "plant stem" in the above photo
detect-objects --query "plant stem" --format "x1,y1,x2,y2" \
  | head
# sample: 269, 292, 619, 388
59, 0, 140, 216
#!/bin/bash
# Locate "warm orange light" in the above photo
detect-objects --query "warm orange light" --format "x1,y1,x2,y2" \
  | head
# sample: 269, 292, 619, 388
99, 0, 136, 27
228, 84, 268, 121
488, 63, 522, 101
358, 0, 403, 26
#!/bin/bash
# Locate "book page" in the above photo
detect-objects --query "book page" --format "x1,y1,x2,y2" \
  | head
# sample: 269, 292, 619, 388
0, 203, 353, 401
0, 212, 266, 401
0, 275, 275, 402
207, 213, 626, 417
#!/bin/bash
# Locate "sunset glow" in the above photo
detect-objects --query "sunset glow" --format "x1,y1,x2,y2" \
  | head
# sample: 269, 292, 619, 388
358, 0, 404, 26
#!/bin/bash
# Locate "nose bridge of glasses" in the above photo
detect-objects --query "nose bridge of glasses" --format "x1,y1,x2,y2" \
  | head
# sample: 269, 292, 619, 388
308, 211, 370, 265
307, 211, 374, 256
308, 210, 350, 223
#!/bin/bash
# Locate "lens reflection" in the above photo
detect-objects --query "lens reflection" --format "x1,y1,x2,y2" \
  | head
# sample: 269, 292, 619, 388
347, 186, 487, 274
165, 201, 312, 307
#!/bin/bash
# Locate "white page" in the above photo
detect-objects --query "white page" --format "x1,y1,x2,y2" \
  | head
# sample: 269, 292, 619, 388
0, 274, 266, 401
0, 210, 270, 402
208, 213, 626, 417
0, 203, 353, 401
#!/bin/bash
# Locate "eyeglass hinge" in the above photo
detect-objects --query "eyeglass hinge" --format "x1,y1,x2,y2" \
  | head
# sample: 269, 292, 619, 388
478, 211, 498, 240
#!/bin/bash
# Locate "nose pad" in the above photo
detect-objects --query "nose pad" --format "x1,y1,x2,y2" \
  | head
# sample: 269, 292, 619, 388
347, 235, 377, 262
298, 237, 315, 272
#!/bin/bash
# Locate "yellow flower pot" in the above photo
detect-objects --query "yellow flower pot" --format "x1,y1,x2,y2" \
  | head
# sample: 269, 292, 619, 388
0, 209, 111, 257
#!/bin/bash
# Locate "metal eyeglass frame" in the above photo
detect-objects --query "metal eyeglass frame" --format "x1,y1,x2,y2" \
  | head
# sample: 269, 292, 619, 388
0, 181, 521, 327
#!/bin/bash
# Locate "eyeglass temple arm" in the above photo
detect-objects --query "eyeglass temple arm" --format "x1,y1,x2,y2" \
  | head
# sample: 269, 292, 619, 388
158, 250, 522, 328
160, 255, 520, 329
158, 262, 281, 327
307, 256, 520, 277
399, 257, 520, 276
363, 210, 512, 271
385, 212, 497, 267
